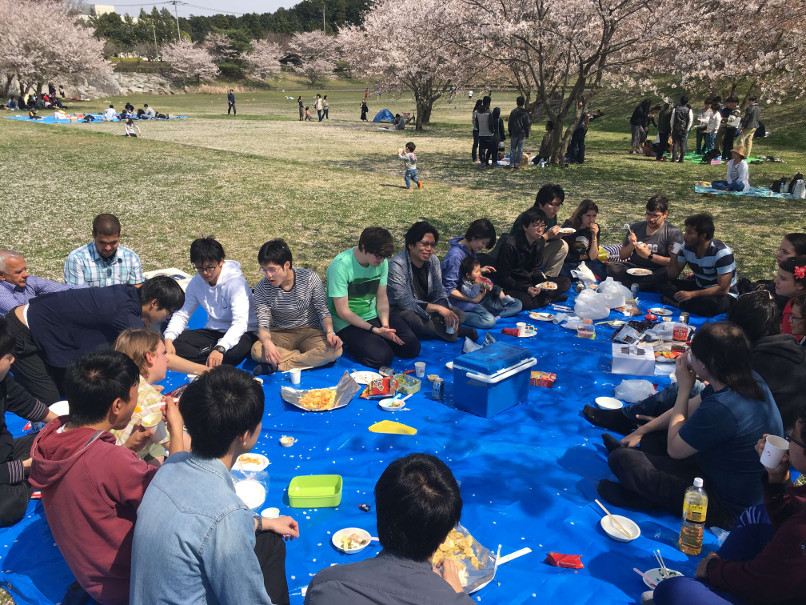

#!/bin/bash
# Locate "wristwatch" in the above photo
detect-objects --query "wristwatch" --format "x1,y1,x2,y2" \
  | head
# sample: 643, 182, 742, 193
648, 253, 654, 260
213, 345, 226, 354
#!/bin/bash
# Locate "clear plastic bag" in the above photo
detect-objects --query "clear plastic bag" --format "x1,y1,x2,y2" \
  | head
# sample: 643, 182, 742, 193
614, 379, 657, 403
598, 277, 632, 309
574, 289, 610, 320
570, 261, 597, 285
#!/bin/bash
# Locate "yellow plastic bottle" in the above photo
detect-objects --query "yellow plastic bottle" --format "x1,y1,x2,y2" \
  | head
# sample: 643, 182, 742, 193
679, 477, 708, 555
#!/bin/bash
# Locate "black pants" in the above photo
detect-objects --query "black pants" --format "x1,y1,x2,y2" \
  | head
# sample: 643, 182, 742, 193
507, 277, 571, 311
337, 315, 420, 370
255, 531, 290, 605
171, 329, 257, 366
0, 433, 37, 528
721, 128, 736, 160
395, 308, 466, 343
567, 130, 586, 164
471, 129, 479, 161
228, 102, 236, 115
478, 135, 493, 166
5, 310, 63, 404
606, 263, 669, 292
695, 127, 706, 154
655, 131, 670, 159
659, 279, 736, 317
671, 132, 686, 162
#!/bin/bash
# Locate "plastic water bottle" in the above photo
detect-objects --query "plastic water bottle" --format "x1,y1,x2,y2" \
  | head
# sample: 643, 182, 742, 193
679, 477, 708, 555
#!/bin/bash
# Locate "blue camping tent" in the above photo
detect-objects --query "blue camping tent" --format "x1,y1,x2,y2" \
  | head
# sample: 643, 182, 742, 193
372, 109, 395, 123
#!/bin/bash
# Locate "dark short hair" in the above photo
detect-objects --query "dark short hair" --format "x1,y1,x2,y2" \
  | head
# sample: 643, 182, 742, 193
459, 255, 480, 278
139, 275, 185, 312
258, 239, 293, 267
482, 96, 491, 107
534, 183, 564, 207
180, 365, 264, 459
189, 236, 225, 265
545, 120, 554, 131
521, 208, 548, 228
726, 95, 739, 104
690, 323, 763, 401
405, 141, 415, 152
728, 291, 781, 342
64, 351, 140, 427
358, 227, 394, 258
0, 317, 16, 359
516, 96, 525, 107
712, 96, 722, 104
646, 194, 669, 214
374, 454, 462, 560
684, 213, 715, 240
464, 219, 496, 248
680, 95, 689, 105
92, 214, 121, 236
748, 96, 758, 102
784, 233, 806, 256
405, 221, 439, 249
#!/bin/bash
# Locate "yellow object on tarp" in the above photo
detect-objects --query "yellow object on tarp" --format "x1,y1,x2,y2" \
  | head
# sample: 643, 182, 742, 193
597, 247, 610, 262
368, 420, 417, 435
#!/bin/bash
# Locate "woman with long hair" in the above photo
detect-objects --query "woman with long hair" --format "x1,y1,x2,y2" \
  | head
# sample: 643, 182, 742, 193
598, 322, 784, 530
560, 199, 604, 279
775, 255, 806, 335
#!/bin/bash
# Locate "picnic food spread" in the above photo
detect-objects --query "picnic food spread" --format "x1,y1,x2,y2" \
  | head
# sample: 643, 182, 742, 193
297, 389, 337, 411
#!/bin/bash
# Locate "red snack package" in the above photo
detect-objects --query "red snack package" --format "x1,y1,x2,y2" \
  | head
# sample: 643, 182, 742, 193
530, 371, 557, 388
501, 328, 519, 336
361, 377, 397, 399
545, 552, 584, 569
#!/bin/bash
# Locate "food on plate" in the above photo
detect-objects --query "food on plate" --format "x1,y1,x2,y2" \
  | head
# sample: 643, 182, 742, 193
298, 388, 337, 411
626, 268, 652, 276
655, 350, 682, 360
279, 435, 295, 447
558, 227, 576, 235
535, 281, 558, 290
237, 455, 264, 466
431, 528, 480, 571
649, 307, 673, 316
340, 532, 369, 551
529, 312, 554, 321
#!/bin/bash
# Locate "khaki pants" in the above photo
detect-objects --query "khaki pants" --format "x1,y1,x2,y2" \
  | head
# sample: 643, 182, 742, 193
542, 238, 569, 277
736, 128, 756, 159
250, 326, 341, 371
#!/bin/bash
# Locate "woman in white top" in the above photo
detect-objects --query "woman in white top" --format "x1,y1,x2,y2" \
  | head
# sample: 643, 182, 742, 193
124, 118, 141, 137
706, 102, 721, 152
712, 145, 750, 192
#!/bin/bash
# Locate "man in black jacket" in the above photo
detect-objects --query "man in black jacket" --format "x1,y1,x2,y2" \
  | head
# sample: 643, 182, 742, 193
508, 96, 531, 169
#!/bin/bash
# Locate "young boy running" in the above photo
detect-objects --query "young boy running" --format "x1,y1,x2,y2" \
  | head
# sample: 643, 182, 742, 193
398, 142, 422, 190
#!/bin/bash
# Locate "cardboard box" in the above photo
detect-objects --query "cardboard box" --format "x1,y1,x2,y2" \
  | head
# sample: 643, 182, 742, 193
611, 343, 655, 376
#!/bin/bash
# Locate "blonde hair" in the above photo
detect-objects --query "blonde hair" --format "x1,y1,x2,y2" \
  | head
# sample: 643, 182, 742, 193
114, 329, 163, 378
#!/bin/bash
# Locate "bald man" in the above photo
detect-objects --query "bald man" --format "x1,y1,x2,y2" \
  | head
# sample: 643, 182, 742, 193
0, 250, 75, 316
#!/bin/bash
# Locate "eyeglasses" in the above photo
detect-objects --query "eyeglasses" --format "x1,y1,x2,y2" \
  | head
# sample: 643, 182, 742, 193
260, 266, 282, 276
194, 264, 218, 274
548, 201, 563, 207
371, 252, 391, 261
417, 240, 437, 249
786, 429, 806, 450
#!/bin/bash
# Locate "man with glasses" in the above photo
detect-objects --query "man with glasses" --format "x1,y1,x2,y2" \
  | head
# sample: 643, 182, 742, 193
326, 228, 420, 370
64, 214, 144, 287
606, 194, 684, 292
164, 237, 258, 368
388, 222, 473, 344
251, 239, 342, 375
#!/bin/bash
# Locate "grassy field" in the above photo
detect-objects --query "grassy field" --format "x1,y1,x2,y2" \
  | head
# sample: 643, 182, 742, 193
2, 85, 806, 286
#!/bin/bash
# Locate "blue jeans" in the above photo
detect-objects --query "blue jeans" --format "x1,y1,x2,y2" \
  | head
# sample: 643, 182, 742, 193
404, 168, 420, 188
460, 293, 522, 329
510, 135, 525, 167
706, 132, 716, 152
317, 109, 323, 121
711, 180, 746, 192
619, 381, 707, 423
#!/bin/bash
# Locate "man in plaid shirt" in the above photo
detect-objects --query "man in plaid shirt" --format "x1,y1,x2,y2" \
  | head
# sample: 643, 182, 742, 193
64, 214, 143, 287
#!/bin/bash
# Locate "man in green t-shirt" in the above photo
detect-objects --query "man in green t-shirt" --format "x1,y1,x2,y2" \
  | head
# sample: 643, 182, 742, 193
326, 228, 420, 369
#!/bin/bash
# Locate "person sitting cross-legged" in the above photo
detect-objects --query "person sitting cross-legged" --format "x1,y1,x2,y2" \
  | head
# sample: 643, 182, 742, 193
305, 453, 474, 605
251, 239, 342, 375
130, 366, 299, 605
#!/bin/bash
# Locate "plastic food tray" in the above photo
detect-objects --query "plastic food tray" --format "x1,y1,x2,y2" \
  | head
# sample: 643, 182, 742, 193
395, 374, 421, 394
287, 474, 343, 508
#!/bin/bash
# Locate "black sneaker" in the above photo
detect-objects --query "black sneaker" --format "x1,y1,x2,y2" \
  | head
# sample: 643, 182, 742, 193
457, 326, 479, 341
252, 363, 278, 376
582, 405, 636, 434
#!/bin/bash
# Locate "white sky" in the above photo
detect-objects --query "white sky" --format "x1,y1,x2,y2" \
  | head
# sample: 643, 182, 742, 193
107, 0, 300, 18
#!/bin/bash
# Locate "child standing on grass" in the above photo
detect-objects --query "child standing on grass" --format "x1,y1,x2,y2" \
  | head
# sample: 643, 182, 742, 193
398, 142, 422, 190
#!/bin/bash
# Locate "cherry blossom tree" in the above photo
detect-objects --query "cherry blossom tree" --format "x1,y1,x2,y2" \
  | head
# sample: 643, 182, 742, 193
287, 31, 337, 86
339, 0, 480, 130
244, 40, 282, 81
0, 0, 112, 97
160, 39, 219, 84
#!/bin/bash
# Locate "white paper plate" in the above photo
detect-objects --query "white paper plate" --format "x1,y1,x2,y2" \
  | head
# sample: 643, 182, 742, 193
379, 397, 405, 411
529, 312, 555, 322
600, 514, 640, 542
350, 371, 383, 385
233, 453, 269, 472
649, 307, 673, 317
235, 479, 266, 509
49, 400, 70, 416
535, 281, 558, 290
642, 567, 683, 588
595, 396, 624, 410
558, 227, 576, 235
516, 331, 537, 338
332, 527, 372, 554
626, 268, 653, 276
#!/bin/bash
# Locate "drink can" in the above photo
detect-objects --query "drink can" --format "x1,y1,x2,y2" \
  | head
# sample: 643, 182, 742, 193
378, 366, 395, 377
679, 312, 689, 324
630, 283, 640, 298
432, 377, 445, 400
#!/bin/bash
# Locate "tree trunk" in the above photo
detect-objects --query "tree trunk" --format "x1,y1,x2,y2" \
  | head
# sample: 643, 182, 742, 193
0, 74, 13, 98
415, 98, 433, 131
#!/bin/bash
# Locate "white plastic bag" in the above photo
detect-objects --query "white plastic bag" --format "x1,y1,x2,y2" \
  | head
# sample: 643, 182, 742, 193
570, 261, 597, 285
645, 323, 693, 342
614, 379, 657, 403
598, 277, 632, 308
574, 289, 610, 320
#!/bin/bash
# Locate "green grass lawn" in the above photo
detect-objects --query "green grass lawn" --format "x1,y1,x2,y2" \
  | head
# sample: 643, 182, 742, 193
0, 83, 805, 604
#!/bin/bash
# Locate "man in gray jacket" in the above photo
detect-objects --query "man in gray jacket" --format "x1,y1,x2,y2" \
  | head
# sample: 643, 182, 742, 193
736, 96, 761, 159
387, 222, 471, 343
508, 96, 531, 169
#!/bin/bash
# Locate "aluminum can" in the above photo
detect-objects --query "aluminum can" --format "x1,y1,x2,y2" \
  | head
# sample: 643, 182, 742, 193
432, 377, 445, 400
679, 312, 690, 325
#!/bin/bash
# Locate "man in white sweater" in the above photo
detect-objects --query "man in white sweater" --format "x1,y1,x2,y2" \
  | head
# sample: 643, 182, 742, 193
164, 237, 258, 368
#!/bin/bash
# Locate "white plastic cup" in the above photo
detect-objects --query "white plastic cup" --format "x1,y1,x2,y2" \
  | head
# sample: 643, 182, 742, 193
516, 321, 527, 337
414, 362, 426, 378
261, 507, 280, 519
760, 435, 789, 468
289, 369, 301, 385
142, 412, 167, 443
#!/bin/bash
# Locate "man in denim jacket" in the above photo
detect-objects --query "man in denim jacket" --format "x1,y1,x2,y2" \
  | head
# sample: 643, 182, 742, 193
130, 366, 298, 605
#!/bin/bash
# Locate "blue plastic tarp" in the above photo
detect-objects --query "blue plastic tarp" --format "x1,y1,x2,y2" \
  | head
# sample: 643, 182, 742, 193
0, 294, 723, 604
3, 114, 188, 125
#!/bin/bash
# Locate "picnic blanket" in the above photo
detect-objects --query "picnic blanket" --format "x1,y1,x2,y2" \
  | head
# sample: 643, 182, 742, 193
694, 184, 794, 199
3, 114, 188, 125
0, 293, 724, 605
